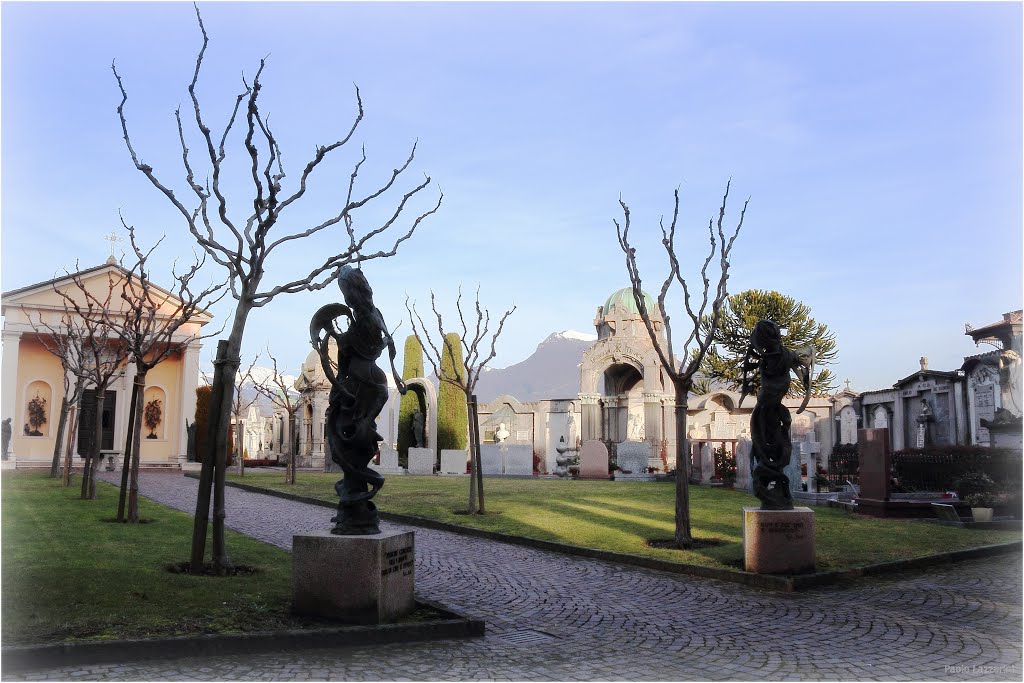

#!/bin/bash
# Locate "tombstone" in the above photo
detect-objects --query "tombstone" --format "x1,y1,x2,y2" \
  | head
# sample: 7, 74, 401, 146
615, 441, 655, 482
858, 428, 890, 500
784, 441, 803, 493
439, 449, 468, 475
839, 406, 858, 444
479, 444, 503, 475
700, 443, 714, 483
735, 437, 753, 491
406, 447, 434, 476
370, 444, 406, 475
578, 440, 610, 480
502, 445, 534, 476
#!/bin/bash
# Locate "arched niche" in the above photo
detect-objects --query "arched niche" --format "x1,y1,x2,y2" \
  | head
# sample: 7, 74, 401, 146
403, 377, 438, 453
23, 379, 53, 437
142, 386, 167, 440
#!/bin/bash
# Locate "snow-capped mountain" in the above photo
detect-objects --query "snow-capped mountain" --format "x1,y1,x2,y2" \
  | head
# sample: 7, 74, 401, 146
473, 330, 596, 403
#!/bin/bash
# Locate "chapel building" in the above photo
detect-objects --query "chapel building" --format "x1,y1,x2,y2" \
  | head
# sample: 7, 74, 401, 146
1, 259, 209, 468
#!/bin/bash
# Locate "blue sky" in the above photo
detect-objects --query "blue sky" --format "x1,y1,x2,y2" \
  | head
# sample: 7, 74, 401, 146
2, 1, 1021, 392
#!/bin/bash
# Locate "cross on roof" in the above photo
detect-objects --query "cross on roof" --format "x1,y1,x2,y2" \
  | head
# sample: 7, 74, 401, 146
844, 379, 852, 390
103, 229, 123, 258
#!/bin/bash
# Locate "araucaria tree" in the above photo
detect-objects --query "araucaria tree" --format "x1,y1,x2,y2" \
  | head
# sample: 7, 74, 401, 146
695, 289, 837, 396
396, 335, 425, 466
407, 288, 515, 514
113, 7, 441, 574
615, 182, 747, 548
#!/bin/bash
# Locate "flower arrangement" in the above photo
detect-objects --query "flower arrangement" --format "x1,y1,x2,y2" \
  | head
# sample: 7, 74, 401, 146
144, 399, 162, 439
26, 396, 47, 436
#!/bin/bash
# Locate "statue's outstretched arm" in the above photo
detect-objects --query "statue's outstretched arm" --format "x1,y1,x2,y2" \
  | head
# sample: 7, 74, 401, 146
309, 303, 351, 386
791, 346, 815, 414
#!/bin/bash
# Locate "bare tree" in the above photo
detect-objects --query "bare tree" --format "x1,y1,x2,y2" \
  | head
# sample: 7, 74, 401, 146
251, 347, 301, 485
104, 224, 225, 523
31, 310, 90, 482
406, 287, 515, 514
615, 182, 747, 548
231, 357, 260, 478
112, 7, 441, 574
48, 270, 133, 500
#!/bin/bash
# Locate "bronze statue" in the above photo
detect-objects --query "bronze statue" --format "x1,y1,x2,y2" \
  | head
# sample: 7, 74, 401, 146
411, 409, 425, 449
1, 418, 11, 461
738, 320, 814, 510
310, 266, 419, 534
185, 419, 197, 462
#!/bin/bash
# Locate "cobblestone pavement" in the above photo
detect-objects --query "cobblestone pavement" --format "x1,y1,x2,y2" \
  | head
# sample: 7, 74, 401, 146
13, 472, 1022, 681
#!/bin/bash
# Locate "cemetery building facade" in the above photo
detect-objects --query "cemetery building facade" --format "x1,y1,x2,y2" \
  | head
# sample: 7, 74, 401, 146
1, 260, 209, 467
829, 309, 1021, 452
291, 340, 401, 470
472, 287, 837, 477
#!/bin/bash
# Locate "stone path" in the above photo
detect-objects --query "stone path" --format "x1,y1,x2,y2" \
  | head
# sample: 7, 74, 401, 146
11, 472, 1022, 681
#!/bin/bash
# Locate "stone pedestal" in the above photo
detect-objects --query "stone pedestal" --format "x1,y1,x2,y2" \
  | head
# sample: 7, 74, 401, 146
292, 530, 415, 624
407, 447, 434, 475
439, 449, 468, 475
742, 507, 815, 575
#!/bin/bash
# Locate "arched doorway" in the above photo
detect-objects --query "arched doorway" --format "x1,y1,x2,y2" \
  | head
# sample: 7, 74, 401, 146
601, 362, 644, 443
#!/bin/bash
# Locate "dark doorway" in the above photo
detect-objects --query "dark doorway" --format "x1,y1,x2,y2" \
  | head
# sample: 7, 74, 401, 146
78, 390, 117, 456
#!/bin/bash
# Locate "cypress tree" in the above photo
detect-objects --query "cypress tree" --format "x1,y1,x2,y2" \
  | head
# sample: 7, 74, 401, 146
437, 332, 468, 451
397, 335, 424, 467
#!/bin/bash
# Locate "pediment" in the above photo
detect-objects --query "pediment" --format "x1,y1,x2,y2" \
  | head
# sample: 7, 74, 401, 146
2, 263, 212, 325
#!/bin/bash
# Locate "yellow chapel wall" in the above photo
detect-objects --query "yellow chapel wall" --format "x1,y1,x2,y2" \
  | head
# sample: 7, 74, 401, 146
138, 352, 184, 461
12, 337, 66, 459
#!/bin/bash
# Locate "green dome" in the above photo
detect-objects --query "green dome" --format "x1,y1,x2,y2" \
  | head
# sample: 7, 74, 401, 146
604, 287, 656, 316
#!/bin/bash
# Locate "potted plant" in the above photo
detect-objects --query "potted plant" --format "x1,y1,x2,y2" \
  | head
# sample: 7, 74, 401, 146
966, 492, 999, 522
953, 471, 996, 500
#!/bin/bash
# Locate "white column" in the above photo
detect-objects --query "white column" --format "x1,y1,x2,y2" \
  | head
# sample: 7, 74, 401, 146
179, 342, 202, 458
1, 330, 23, 431
113, 364, 135, 459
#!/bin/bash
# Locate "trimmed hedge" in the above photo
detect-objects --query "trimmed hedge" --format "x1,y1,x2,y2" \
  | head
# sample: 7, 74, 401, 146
397, 335, 424, 467
437, 332, 468, 451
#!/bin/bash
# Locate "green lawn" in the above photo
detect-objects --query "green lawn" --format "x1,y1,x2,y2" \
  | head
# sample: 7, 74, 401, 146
1, 472, 331, 645
231, 471, 1021, 571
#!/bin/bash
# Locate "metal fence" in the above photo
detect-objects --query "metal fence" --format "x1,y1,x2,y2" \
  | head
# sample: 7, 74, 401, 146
827, 445, 859, 488
891, 447, 1022, 493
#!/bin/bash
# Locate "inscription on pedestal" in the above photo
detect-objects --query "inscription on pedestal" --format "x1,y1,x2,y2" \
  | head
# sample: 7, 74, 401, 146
742, 507, 815, 575
381, 545, 415, 578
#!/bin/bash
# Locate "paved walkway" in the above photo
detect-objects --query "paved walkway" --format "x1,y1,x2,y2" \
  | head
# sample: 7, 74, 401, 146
12, 472, 1022, 681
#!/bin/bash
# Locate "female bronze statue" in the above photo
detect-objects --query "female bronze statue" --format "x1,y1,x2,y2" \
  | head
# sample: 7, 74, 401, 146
738, 320, 814, 510
309, 266, 418, 534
